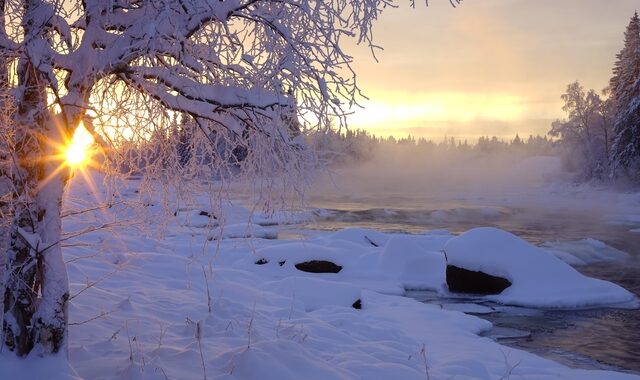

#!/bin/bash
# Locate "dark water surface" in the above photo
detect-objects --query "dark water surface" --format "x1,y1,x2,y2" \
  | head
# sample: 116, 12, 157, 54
305, 195, 640, 374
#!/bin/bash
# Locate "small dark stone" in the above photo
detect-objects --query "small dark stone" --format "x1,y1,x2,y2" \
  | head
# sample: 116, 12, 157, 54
352, 299, 362, 309
364, 235, 379, 247
254, 258, 268, 265
199, 211, 211, 217
446, 265, 511, 295
278, 260, 286, 266
294, 260, 342, 274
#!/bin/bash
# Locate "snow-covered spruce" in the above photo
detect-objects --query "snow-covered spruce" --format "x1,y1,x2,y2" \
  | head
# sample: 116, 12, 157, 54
610, 12, 640, 176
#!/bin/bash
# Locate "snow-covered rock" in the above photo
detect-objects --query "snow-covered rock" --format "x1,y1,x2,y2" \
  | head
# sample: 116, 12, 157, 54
444, 227, 637, 308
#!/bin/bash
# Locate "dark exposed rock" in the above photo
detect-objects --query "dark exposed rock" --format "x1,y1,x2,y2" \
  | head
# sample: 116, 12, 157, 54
352, 299, 362, 309
198, 210, 216, 219
446, 265, 511, 295
278, 260, 286, 267
255, 258, 268, 265
294, 260, 342, 274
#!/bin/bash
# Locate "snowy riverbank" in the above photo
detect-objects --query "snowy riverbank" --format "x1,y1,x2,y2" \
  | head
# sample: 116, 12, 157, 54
1, 176, 639, 380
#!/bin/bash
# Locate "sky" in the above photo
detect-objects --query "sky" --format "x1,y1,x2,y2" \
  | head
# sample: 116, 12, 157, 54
346, 0, 639, 141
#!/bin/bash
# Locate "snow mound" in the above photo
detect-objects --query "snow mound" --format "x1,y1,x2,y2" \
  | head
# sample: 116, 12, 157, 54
265, 277, 361, 311
445, 228, 637, 308
173, 201, 315, 229
220, 340, 351, 380
542, 248, 587, 266
378, 235, 446, 291
541, 238, 630, 265
323, 227, 389, 247
0, 353, 82, 380
208, 223, 277, 240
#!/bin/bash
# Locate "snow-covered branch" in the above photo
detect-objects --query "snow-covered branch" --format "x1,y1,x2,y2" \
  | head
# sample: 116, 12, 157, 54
1, 0, 443, 357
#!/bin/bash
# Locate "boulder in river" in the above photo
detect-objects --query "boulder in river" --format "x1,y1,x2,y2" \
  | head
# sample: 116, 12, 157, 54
446, 265, 512, 295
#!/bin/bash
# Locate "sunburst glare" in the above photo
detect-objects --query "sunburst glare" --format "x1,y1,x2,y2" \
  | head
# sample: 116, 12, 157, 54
66, 122, 95, 167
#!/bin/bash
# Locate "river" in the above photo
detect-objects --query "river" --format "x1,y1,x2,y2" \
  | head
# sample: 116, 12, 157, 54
303, 188, 640, 374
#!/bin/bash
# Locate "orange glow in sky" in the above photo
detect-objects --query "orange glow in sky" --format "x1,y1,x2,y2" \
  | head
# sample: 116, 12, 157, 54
349, 93, 525, 134
346, 0, 639, 140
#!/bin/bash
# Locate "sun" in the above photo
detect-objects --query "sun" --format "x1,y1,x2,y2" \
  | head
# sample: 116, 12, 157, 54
65, 122, 95, 167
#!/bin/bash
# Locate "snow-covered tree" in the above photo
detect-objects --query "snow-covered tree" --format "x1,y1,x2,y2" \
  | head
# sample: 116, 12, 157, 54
0, 0, 404, 356
610, 11, 640, 177
549, 82, 611, 179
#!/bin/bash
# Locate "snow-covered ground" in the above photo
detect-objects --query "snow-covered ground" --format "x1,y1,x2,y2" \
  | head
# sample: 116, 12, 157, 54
2, 173, 639, 380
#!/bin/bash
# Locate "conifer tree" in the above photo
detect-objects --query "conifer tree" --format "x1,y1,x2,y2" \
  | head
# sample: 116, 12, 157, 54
610, 12, 640, 176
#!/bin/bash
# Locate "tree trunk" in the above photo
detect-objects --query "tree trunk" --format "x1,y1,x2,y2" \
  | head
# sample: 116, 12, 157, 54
0, 0, 8, 338
2, 114, 70, 356
2, 17, 71, 353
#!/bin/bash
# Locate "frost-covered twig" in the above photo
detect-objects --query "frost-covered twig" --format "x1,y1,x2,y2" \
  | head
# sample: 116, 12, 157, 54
201, 265, 213, 314
195, 321, 207, 380
69, 268, 121, 301
408, 343, 431, 380
61, 201, 122, 218
247, 301, 257, 349
498, 348, 522, 380
69, 310, 115, 326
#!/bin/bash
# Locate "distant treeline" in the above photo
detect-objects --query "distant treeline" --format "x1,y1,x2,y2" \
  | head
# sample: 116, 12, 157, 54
307, 128, 558, 165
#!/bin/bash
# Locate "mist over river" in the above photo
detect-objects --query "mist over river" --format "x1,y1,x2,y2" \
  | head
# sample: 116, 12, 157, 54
301, 163, 640, 373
